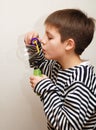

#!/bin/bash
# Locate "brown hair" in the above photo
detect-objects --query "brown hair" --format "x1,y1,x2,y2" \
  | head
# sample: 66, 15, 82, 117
45, 9, 95, 55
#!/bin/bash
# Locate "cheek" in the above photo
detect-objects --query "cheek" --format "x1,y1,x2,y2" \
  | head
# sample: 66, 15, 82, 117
43, 45, 56, 59
53, 45, 64, 59
47, 44, 58, 54
47, 46, 62, 59
44, 41, 63, 60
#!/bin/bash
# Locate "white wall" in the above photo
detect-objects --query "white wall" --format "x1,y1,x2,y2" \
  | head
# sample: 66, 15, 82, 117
0, 0, 96, 130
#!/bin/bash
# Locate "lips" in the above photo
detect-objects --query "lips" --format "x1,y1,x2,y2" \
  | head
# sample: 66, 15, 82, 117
42, 48, 46, 53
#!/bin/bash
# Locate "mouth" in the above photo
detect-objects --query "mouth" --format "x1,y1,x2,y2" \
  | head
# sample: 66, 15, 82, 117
42, 48, 46, 53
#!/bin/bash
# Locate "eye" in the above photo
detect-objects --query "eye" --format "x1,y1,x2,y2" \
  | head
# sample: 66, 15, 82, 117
48, 37, 53, 40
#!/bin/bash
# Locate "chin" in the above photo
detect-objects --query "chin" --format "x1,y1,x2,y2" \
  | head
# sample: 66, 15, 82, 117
44, 55, 52, 60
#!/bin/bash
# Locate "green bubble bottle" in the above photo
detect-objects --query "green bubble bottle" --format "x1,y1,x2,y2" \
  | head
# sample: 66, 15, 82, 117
33, 68, 42, 76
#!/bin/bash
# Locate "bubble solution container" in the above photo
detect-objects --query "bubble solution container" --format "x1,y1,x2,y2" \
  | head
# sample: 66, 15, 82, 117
33, 68, 42, 76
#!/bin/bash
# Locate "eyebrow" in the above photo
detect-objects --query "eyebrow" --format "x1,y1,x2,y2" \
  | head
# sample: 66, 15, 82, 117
46, 31, 53, 37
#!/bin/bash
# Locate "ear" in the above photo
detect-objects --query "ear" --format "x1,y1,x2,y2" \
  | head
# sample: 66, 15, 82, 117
65, 38, 75, 51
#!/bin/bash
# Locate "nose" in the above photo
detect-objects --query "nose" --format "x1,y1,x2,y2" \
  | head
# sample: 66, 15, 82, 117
40, 35, 47, 45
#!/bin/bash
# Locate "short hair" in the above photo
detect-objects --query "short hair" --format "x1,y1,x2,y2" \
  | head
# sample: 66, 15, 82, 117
44, 9, 95, 55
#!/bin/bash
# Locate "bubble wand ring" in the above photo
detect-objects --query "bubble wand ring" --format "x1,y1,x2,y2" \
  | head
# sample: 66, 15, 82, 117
31, 38, 40, 53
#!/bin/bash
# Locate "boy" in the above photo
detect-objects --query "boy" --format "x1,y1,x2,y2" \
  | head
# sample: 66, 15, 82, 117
24, 9, 96, 130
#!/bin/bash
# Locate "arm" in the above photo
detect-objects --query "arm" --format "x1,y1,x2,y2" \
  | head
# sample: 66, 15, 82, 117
34, 78, 74, 130
33, 80, 96, 130
24, 31, 55, 77
24, 31, 47, 68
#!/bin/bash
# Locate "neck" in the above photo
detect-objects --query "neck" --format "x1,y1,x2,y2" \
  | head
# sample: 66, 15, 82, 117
59, 54, 82, 69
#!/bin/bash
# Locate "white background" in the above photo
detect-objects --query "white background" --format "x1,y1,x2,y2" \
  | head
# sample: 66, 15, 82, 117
0, 0, 96, 130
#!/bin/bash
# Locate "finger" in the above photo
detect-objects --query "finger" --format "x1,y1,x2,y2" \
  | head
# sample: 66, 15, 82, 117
30, 76, 35, 80
24, 33, 28, 44
27, 32, 39, 43
24, 32, 31, 45
24, 32, 39, 45
33, 32, 39, 38
27, 32, 34, 44
30, 79, 34, 88
24, 32, 32, 45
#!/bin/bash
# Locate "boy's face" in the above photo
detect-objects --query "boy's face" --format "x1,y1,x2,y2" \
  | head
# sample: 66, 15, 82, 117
41, 24, 66, 61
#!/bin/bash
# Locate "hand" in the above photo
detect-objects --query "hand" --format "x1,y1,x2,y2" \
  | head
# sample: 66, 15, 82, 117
24, 31, 39, 45
30, 75, 47, 89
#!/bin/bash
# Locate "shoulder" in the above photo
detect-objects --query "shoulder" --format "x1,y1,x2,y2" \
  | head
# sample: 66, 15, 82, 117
72, 64, 96, 95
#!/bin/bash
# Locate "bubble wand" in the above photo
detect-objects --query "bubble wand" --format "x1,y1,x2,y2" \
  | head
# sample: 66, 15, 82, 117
31, 38, 42, 76
31, 38, 40, 53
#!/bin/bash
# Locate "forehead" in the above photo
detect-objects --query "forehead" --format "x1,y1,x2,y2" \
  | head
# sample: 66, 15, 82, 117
45, 24, 59, 34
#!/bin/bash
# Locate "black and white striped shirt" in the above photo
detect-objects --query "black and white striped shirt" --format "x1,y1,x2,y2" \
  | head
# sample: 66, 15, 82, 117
30, 52, 96, 130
